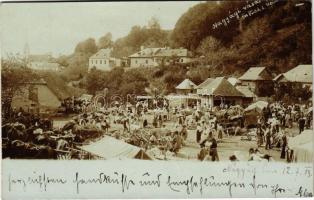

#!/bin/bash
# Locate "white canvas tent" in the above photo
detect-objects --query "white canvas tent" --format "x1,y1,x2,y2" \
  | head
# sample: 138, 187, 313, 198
244, 101, 268, 113
288, 130, 313, 148
293, 142, 313, 163
79, 136, 152, 160
288, 130, 313, 163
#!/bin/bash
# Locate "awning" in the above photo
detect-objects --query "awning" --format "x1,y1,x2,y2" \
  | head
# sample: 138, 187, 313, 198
78, 136, 152, 160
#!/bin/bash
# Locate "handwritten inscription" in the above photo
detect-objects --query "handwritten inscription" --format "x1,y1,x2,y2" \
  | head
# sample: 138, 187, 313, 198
7, 166, 312, 198
296, 186, 313, 197
9, 172, 67, 192
212, 0, 279, 30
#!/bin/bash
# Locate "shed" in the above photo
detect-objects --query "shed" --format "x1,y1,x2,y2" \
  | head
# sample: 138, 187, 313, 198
175, 79, 197, 94
239, 67, 274, 97
197, 77, 245, 107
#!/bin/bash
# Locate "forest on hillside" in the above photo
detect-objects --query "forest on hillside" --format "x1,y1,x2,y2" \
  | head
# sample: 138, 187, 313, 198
56, 0, 311, 96
2, 1, 312, 115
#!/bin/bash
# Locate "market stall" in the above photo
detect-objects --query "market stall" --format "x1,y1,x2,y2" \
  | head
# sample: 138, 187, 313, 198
78, 136, 152, 160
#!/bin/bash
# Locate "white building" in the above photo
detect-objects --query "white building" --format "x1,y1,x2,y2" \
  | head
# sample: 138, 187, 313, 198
128, 46, 192, 68
28, 62, 61, 71
88, 48, 120, 71
128, 47, 160, 68
26, 53, 62, 71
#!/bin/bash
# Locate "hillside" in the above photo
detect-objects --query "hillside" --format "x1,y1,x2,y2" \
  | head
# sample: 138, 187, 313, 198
38, 71, 86, 99
171, 0, 311, 75
59, 0, 311, 96
58, 17, 171, 81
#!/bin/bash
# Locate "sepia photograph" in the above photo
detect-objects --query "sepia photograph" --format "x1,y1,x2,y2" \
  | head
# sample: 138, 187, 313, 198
1, 1, 313, 198
1, 0, 312, 162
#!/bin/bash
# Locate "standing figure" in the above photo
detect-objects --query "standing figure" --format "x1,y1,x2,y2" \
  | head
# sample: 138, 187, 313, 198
298, 115, 306, 134
280, 131, 288, 159
265, 126, 272, 150
209, 137, 219, 161
196, 123, 203, 143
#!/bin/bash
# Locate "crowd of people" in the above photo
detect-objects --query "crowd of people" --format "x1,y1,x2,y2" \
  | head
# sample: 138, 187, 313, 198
2, 95, 312, 161
60, 96, 92, 114
253, 102, 312, 161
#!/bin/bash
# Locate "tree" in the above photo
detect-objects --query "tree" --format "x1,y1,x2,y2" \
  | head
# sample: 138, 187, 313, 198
147, 17, 161, 30
197, 36, 222, 55
98, 32, 113, 49
56, 55, 69, 67
1, 56, 37, 117
85, 69, 108, 95
74, 38, 97, 54
187, 65, 211, 85
171, 1, 245, 50
111, 24, 170, 58
118, 70, 149, 97
62, 38, 98, 81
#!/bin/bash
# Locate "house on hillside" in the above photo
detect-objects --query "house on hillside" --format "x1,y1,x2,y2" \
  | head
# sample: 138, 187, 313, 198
128, 46, 192, 68
88, 48, 121, 71
26, 53, 62, 71
273, 64, 312, 87
128, 47, 160, 68
11, 78, 62, 114
154, 48, 192, 66
239, 67, 274, 96
197, 77, 245, 108
28, 62, 61, 71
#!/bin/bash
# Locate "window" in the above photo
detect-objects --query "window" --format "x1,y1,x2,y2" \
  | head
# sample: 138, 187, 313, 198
91, 60, 93, 64
180, 59, 184, 62
104, 60, 106, 64
95, 60, 97, 64
145, 60, 148, 64
100, 60, 102, 64
135, 60, 138, 64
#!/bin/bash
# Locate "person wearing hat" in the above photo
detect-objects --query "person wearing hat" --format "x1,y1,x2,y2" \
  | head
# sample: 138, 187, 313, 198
256, 125, 264, 147
265, 125, 272, 150
298, 114, 306, 134
180, 125, 188, 141
198, 145, 209, 161
209, 137, 219, 161
280, 129, 288, 159
196, 123, 203, 143
172, 131, 182, 154
143, 114, 148, 128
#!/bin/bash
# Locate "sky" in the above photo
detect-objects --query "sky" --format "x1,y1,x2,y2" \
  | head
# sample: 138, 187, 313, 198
0, 1, 202, 57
